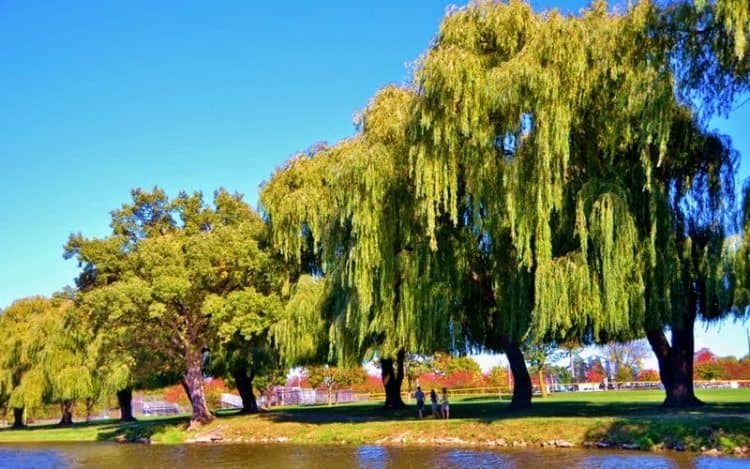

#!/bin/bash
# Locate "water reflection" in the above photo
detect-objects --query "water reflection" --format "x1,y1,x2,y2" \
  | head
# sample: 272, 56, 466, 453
441, 449, 513, 468
0, 443, 746, 468
357, 445, 388, 469
693, 456, 750, 469
581, 454, 678, 469
0, 447, 68, 469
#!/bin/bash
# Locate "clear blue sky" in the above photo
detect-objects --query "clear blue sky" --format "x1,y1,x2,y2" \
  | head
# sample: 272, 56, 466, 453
1, 1, 748, 359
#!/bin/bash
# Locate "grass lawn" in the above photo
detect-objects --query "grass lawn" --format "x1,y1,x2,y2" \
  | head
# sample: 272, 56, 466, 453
1, 389, 748, 454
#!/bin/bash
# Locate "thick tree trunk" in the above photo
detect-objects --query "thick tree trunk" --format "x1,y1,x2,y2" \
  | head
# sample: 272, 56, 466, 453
12, 407, 24, 428
182, 351, 214, 428
381, 349, 406, 409
647, 327, 703, 407
59, 401, 74, 426
117, 388, 137, 422
231, 368, 258, 414
502, 338, 532, 410
646, 299, 703, 407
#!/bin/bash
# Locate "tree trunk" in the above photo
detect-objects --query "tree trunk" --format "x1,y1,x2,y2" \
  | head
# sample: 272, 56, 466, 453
12, 407, 24, 428
381, 349, 406, 409
647, 326, 703, 407
117, 388, 137, 422
231, 368, 258, 414
502, 337, 532, 410
182, 351, 214, 428
538, 368, 547, 398
59, 401, 74, 425
85, 398, 94, 423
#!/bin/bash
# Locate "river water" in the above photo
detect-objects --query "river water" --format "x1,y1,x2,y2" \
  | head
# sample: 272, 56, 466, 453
0, 443, 748, 468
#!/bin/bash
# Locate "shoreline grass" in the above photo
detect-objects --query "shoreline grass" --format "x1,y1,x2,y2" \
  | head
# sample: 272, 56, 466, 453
1, 389, 748, 456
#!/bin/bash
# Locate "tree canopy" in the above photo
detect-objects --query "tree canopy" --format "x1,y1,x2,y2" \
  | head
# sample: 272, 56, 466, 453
65, 188, 283, 426
2, 0, 749, 422
262, 0, 750, 408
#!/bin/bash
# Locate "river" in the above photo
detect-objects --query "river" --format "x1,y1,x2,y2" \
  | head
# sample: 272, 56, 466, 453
0, 443, 748, 468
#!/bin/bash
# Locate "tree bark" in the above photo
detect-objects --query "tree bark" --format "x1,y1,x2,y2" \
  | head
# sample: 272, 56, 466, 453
182, 350, 214, 428
12, 407, 24, 428
59, 401, 74, 426
538, 368, 547, 398
502, 337, 532, 410
231, 367, 258, 414
117, 388, 137, 422
647, 324, 704, 407
381, 348, 406, 409
85, 398, 94, 423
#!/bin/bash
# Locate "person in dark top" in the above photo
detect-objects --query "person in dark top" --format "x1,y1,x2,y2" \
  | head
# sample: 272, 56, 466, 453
415, 386, 425, 419
430, 388, 440, 418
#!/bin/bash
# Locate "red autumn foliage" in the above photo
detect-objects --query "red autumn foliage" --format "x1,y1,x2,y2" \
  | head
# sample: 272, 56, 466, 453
716, 357, 750, 379
636, 369, 660, 381
694, 348, 717, 365
162, 378, 230, 409
415, 371, 486, 390
285, 376, 311, 388
586, 370, 604, 383
351, 375, 383, 393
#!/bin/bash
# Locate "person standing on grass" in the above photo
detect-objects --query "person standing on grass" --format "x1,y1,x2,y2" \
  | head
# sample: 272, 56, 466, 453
430, 389, 440, 418
441, 387, 450, 419
415, 386, 425, 419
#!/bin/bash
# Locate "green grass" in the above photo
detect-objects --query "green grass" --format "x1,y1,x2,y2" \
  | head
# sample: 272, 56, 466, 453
1, 389, 748, 454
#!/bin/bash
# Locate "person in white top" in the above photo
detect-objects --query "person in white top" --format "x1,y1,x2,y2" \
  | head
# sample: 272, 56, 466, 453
441, 387, 450, 419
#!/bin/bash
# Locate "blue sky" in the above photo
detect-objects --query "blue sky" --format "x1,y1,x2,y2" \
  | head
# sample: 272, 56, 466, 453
1, 1, 748, 360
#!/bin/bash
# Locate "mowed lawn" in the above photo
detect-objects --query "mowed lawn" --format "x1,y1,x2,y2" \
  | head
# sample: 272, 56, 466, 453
1, 389, 748, 453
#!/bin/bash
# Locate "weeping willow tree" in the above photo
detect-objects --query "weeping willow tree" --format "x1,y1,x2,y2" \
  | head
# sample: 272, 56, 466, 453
409, 0, 748, 407
0, 296, 95, 426
263, 0, 748, 409
0, 297, 53, 428
262, 88, 466, 408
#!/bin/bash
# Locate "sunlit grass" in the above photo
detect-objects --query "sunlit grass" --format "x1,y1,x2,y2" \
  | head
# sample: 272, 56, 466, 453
1, 388, 748, 452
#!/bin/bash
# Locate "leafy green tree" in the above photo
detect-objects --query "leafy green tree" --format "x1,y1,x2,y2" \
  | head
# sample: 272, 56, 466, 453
65, 188, 277, 427
523, 342, 565, 397
602, 340, 650, 383
202, 200, 285, 414
408, 0, 750, 408
66, 188, 182, 421
486, 366, 511, 393
261, 88, 461, 410
0, 297, 52, 427
614, 366, 634, 383
43, 304, 96, 425
306, 366, 335, 405
0, 297, 94, 426
306, 365, 365, 405
404, 354, 433, 393
694, 362, 724, 380
548, 366, 573, 386
262, 0, 750, 411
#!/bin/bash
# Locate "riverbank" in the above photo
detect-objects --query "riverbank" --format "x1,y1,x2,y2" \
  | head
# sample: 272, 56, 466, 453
1, 390, 748, 457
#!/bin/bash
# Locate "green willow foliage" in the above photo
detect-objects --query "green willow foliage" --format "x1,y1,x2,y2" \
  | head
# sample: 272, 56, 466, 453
263, 0, 748, 369
263, 87, 460, 364
0, 297, 93, 415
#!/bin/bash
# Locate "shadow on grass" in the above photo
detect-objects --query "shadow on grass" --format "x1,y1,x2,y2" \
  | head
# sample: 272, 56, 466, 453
0, 418, 119, 433
582, 415, 750, 452
95, 416, 189, 443
227, 394, 750, 426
